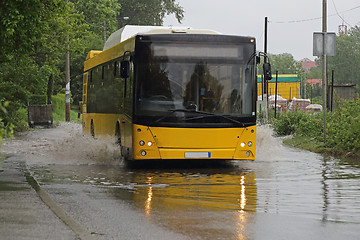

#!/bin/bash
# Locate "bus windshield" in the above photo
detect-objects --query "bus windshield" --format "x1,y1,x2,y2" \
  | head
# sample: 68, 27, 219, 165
135, 41, 256, 127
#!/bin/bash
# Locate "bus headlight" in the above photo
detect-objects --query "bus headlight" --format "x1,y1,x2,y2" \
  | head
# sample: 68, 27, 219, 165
141, 150, 147, 156
246, 151, 251, 157
248, 141, 253, 147
139, 140, 145, 146
240, 142, 245, 147
147, 141, 153, 146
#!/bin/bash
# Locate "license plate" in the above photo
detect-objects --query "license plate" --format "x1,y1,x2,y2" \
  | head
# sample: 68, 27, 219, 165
184, 152, 211, 158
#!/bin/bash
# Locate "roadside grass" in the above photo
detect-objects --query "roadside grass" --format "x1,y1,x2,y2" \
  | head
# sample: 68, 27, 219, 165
52, 108, 81, 125
271, 99, 360, 161
282, 135, 360, 160
282, 135, 328, 154
52, 94, 82, 125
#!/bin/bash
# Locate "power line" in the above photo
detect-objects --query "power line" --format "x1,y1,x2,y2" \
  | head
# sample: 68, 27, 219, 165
331, 0, 353, 28
269, 4, 360, 24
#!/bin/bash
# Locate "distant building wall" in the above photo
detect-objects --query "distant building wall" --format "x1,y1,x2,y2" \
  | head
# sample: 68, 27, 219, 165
257, 74, 300, 100
306, 78, 322, 87
328, 84, 357, 110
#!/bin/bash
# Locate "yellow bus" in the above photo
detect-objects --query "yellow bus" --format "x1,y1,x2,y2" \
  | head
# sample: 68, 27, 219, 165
83, 26, 257, 161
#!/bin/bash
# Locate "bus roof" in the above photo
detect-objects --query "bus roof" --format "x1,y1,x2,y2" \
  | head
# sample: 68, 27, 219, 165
103, 25, 220, 51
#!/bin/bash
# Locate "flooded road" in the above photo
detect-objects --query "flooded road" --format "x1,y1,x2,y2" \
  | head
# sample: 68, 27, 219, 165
3, 123, 360, 239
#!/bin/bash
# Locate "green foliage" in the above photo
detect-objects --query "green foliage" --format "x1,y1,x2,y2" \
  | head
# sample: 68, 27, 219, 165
272, 98, 360, 156
52, 94, 81, 124
307, 64, 322, 79
47, 75, 54, 104
9, 108, 28, 133
327, 26, 360, 85
258, 53, 301, 75
0, 0, 185, 132
117, 0, 184, 28
29, 95, 48, 105
272, 110, 310, 136
0, 102, 14, 161
0, 0, 88, 125
52, 94, 66, 116
306, 83, 322, 101
0, 0, 66, 62
73, 0, 120, 47
0, 102, 14, 139
326, 99, 360, 153
272, 110, 323, 139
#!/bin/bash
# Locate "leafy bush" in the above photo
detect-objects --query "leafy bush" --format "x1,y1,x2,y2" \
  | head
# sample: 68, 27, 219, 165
272, 110, 310, 136
52, 94, 81, 124
295, 112, 323, 140
1, 102, 14, 161
11, 108, 29, 132
28, 95, 47, 105
272, 98, 360, 156
0, 102, 14, 137
326, 99, 360, 153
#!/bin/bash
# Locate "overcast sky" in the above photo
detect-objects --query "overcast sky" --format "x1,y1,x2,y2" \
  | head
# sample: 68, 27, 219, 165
163, 0, 360, 61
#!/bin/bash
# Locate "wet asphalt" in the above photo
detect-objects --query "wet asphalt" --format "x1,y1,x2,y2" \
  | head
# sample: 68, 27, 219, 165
1, 123, 360, 240
0, 158, 78, 240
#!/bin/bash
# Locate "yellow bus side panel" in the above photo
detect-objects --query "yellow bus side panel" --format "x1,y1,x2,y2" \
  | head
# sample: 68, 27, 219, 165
84, 38, 135, 72
83, 113, 121, 139
83, 113, 133, 158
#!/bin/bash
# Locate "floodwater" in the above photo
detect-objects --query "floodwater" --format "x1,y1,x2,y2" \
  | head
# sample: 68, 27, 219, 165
3, 123, 360, 239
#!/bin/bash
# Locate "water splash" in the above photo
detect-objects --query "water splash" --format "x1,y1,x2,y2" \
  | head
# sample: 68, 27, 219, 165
3, 122, 122, 165
256, 124, 285, 161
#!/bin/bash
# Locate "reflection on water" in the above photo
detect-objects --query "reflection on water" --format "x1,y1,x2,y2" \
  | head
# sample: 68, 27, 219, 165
122, 165, 257, 240
129, 168, 256, 214
31, 162, 257, 239
320, 155, 360, 223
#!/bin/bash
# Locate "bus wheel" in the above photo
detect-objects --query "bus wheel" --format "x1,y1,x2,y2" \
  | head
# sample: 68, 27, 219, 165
90, 120, 95, 138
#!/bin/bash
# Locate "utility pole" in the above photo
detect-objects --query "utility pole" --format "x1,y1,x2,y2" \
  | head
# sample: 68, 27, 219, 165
103, 21, 107, 44
263, 17, 269, 119
65, 0, 70, 122
322, 0, 327, 142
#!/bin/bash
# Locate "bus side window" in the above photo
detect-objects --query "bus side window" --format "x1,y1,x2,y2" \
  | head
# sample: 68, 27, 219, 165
124, 76, 127, 98
102, 65, 105, 80
120, 61, 130, 79
114, 61, 118, 77
126, 78, 131, 98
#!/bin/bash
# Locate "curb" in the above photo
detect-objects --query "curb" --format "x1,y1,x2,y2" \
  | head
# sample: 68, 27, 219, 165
21, 162, 94, 240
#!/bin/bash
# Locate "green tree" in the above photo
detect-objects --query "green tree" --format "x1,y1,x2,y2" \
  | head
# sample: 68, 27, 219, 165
327, 26, 360, 85
0, 0, 88, 130
269, 53, 302, 74
117, 0, 184, 28
0, 0, 66, 62
73, 0, 120, 49
258, 53, 301, 75
307, 62, 322, 79
69, 0, 185, 105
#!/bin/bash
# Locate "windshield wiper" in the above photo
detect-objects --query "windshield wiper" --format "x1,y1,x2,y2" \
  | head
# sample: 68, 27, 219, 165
155, 109, 199, 123
185, 113, 245, 126
155, 109, 245, 126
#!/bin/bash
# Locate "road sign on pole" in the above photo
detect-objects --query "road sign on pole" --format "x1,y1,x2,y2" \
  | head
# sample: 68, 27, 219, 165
313, 32, 336, 57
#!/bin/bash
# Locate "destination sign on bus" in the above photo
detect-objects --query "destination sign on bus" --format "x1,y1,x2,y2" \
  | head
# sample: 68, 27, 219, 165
152, 44, 244, 59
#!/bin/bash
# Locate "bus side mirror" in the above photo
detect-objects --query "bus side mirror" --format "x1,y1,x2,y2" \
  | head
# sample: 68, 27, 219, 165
120, 61, 130, 78
263, 62, 272, 80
